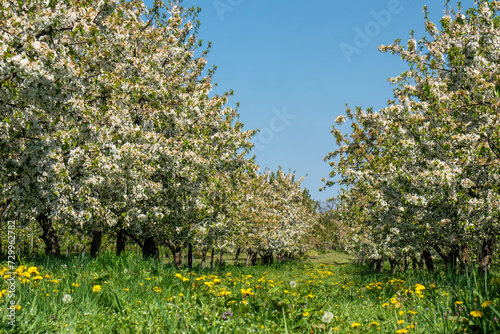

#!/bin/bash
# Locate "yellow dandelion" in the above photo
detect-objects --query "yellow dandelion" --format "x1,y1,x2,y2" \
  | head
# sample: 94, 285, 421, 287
92, 285, 102, 292
482, 300, 494, 308
370, 322, 379, 326
27, 267, 39, 274
302, 311, 309, 317
455, 301, 463, 305
397, 320, 405, 324
470, 310, 484, 318
396, 330, 409, 334
123, 288, 130, 291
153, 287, 161, 293
351, 322, 361, 328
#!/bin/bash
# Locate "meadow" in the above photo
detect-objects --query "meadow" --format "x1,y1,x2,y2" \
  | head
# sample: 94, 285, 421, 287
0, 251, 499, 334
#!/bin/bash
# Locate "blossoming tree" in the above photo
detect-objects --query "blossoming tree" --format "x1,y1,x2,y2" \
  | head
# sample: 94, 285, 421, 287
324, 0, 500, 272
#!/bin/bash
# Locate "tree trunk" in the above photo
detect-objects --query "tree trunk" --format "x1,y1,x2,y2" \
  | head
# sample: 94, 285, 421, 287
90, 228, 103, 258
233, 247, 241, 266
201, 247, 208, 269
479, 237, 496, 273
167, 241, 184, 268
36, 212, 61, 256
116, 229, 126, 255
210, 248, 215, 270
422, 249, 434, 272
219, 248, 224, 267
246, 249, 252, 267
187, 243, 193, 269
377, 258, 384, 273
389, 257, 398, 275
142, 236, 159, 259
251, 251, 258, 266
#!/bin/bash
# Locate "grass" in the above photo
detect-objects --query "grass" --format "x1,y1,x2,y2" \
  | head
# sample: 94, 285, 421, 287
0, 251, 499, 333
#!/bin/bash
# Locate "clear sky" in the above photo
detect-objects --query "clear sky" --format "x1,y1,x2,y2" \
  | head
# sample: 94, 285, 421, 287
145, 0, 475, 203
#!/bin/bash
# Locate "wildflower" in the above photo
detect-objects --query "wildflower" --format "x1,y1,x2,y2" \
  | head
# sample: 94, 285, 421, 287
15, 305, 21, 311
415, 284, 425, 291
153, 287, 161, 293
303, 311, 309, 317
72, 283, 80, 288
370, 322, 379, 326
240, 288, 254, 296
289, 281, 297, 288
351, 322, 361, 328
178, 293, 184, 297
455, 301, 463, 305
27, 267, 39, 275
482, 300, 494, 308
322, 312, 333, 323
397, 320, 405, 324
33, 275, 43, 281
470, 310, 484, 318
92, 285, 102, 293
396, 330, 409, 334
408, 310, 417, 315
62, 294, 72, 304
123, 288, 130, 291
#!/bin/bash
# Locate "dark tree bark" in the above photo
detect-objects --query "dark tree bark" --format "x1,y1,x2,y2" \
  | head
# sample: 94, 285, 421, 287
422, 249, 434, 272
233, 247, 241, 266
389, 257, 398, 275
377, 258, 384, 273
201, 247, 208, 269
479, 237, 496, 273
36, 212, 61, 256
142, 236, 159, 259
90, 228, 102, 258
116, 229, 126, 255
210, 248, 215, 270
187, 243, 193, 269
251, 251, 258, 266
167, 241, 184, 268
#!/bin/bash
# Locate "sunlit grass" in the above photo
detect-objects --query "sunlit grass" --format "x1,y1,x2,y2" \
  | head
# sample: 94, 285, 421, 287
0, 251, 498, 333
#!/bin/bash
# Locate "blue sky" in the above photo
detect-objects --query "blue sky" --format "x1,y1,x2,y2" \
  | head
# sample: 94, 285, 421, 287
146, 0, 475, 203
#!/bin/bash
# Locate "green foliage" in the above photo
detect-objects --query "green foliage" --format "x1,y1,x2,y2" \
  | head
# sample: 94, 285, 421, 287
0, 251, 498, 333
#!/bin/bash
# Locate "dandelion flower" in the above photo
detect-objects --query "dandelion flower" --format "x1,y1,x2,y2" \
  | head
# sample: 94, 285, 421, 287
455, 301, 463, 305
396, 330, 409, 334
397, 319, 405, 324
62, 294, 72, 304
470, 310, 484, 318
370, 322, 379, 326
482, 300, 494, 308
92, 285, 102, 293
351, 322, 361, 328
302, 311, 309, 317
322, 312, 333, 323
289, 281, 297, 288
